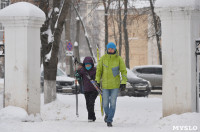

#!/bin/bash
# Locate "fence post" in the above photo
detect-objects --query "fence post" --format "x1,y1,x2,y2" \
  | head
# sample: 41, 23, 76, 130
0, 2, 45, 114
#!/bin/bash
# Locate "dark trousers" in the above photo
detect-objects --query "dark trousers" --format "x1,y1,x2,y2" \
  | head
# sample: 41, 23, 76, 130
84, 91, 98, 120
78, 80, 84, 94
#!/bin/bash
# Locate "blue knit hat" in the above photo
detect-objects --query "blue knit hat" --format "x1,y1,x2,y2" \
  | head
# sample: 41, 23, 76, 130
106, 42, 116, 50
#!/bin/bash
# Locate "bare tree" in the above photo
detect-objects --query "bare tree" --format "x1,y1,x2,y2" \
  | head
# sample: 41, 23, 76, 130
109, 5, 118, 46
123, 0, 130, 68
65, 4, 74, 77
72, 1, 96, 62
74, 8, 81, 63
107, 0, 123, 55
118, 0, 123, 56
106, 1, 151, 68
103, 0, 111, 48
39, 0, 71, 104
149, 0, 162, 64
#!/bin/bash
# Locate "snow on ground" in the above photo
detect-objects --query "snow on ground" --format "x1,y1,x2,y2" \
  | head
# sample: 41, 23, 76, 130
0, 93, 200, 132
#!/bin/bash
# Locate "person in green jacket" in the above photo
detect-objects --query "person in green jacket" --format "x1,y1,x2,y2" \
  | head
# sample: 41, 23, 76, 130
95, 42, 127, 127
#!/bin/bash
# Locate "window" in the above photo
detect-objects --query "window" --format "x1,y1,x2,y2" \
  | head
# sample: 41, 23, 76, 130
136, 69, 142, 73
141, 68, 155, 74
138, 67, 162, 75
57, 69, 65, 76
154, 68, 162, 75
0, 31, 3, 42
1, 0, 9, 9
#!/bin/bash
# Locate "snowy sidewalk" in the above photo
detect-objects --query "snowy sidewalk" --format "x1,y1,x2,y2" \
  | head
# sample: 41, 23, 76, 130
0, 94, 200, 132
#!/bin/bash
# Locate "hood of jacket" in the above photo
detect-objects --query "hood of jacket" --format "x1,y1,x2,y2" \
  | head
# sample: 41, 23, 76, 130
83, 56, 94, 65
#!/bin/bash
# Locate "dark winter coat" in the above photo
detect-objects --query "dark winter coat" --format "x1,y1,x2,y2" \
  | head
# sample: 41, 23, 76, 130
78, 57, 97, 92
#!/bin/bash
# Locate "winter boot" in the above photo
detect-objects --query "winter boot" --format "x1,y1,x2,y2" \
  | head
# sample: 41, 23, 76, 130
88, 119, 95, 122
88, 117, 96, 122
107, 122, 112, 127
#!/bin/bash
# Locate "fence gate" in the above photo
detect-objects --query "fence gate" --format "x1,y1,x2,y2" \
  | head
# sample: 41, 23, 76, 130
0, 34, 4, 108
195, 39, 200, 112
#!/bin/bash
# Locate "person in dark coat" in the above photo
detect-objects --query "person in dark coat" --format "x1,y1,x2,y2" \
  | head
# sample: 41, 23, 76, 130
78, 56, 98, 122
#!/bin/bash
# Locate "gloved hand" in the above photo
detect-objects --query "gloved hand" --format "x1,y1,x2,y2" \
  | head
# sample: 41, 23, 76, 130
75, 71, 81, 80
95, 81, 100, 88
120, 84, 126, 91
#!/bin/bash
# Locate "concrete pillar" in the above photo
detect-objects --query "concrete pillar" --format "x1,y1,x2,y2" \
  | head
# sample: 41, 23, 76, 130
155, 0, 200, 117
0, 2, 45, 114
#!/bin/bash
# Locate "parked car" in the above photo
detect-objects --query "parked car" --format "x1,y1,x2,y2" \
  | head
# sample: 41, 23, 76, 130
132, 65, 162, 90
120, 68, 151, 97
41, 68, 77, 94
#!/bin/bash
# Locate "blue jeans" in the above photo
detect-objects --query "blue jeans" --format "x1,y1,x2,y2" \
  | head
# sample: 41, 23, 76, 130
102, 88, 119, 123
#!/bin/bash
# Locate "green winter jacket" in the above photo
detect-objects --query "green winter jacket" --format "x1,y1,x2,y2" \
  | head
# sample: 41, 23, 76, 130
95, 52, 127, 89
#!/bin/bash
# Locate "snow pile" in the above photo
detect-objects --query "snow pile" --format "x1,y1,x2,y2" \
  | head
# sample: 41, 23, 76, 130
0, 2, 45, 18
74, 41, 78, 47
154, 113, 200, 131
76, 17, 80, 21
54, 7, 59, 13
155, 0, 200, 9
0, 106, 28, 122
0, 106, 42, 122
44, 28, 53, 62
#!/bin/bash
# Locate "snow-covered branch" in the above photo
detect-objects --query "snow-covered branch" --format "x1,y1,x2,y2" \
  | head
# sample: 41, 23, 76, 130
72, 2, 96, 63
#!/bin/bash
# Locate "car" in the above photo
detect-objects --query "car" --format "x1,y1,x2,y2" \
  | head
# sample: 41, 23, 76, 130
120, 68, 151, 97
41, 68, 77, 94
132, 65, 162, 90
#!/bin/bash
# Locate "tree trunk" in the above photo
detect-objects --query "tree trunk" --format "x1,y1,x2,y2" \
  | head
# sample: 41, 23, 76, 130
123, 0, 130, 68
111, 11, 118, 46
103, 0, 111, 49
74, 4, 81, 62
149, 0, 162, 65
65, 5, 73, 76
40, 0, 71, 104
105, 10, 108, 48
118, 0, 122, 56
